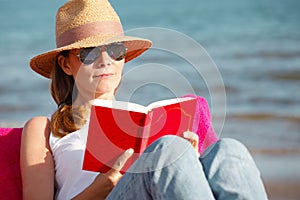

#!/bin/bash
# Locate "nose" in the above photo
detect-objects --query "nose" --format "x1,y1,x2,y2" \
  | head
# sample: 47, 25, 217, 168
96, 49, 113, 68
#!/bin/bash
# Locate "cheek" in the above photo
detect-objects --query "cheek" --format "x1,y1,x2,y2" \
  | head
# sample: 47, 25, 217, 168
117, 66, 124, 79
112, 62, 124, 88
117, 61, 125, 75
112, 66, 123, 87
72, 66, 95, 91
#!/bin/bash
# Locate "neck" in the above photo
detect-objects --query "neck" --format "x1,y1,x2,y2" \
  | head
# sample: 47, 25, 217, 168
73, 92, 115, 108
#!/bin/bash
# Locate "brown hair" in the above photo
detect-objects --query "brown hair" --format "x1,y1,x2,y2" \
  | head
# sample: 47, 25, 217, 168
50, 51, 87, 137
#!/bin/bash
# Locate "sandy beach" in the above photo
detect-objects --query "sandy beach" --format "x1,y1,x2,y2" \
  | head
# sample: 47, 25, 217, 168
253, 152, 300, 200
264, 179, 300, 200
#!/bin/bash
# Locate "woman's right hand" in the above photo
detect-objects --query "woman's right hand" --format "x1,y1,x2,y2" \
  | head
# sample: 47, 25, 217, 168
72, 148, 134, 200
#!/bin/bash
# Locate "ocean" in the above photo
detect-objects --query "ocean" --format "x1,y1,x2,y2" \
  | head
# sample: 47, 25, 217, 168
1, 0, 300, 196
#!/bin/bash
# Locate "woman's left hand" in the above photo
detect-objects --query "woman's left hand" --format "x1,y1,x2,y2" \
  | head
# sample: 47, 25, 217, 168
182, 131, 200, 158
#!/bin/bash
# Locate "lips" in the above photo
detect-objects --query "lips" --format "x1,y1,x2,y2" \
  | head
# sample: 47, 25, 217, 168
93, 73, 114, 78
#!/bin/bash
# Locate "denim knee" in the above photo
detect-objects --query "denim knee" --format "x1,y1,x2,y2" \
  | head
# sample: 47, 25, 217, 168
201, 138, 250, 159
200, 138, 258, 178
200, 138, 268, 199
129, 135, 195, 173
216, 138, 250, 157
144, 135, 190, 153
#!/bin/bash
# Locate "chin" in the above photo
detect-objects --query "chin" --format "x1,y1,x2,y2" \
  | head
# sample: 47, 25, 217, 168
94, 88, 116, 97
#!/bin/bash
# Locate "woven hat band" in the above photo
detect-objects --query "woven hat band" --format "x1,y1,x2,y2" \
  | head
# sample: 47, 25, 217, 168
56, 20, 124, 48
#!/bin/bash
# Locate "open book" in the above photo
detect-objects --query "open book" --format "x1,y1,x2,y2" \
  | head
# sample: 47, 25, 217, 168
82, 96, 198, 173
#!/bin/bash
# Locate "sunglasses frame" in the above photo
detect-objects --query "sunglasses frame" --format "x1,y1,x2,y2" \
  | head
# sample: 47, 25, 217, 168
71, 42, 127, 65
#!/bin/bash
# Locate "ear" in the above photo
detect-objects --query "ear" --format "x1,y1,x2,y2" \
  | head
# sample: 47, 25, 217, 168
57, 54, 73, 76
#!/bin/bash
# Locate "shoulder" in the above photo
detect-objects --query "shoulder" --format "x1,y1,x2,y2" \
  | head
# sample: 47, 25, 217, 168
22, 116, 51, 148
23, 116, 50, 132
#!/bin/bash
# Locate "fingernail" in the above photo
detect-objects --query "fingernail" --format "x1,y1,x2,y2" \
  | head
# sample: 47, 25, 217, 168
125, 148, 134, 155
183, 131, 198, 140
183, 131, 191, 138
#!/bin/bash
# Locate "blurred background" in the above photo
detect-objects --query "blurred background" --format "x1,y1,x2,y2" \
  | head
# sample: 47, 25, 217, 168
0, 0, 299, 199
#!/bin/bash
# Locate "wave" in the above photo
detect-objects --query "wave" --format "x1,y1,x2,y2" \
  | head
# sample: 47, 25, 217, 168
234, 51, 300, 59
269, 71, 300, 81
229, 113, 300, 123
249, 148, 300, 155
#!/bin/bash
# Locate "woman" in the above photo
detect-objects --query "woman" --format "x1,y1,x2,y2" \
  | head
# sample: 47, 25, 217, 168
20, 0, 268, 199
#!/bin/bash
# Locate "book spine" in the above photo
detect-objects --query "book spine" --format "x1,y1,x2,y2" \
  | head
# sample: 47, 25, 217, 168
139, 111, 152, 155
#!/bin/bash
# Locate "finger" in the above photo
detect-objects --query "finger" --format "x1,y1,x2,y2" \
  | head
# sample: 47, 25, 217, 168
111, 148, 134, 172
183, 131, 199, 141
183, 131, 200, 157
183, 131, 199, 149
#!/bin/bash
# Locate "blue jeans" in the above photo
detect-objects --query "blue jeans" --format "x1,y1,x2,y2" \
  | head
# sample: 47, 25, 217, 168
107, 136, 268, 200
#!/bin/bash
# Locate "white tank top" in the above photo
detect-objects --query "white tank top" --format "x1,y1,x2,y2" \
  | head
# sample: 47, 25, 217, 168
49, 122, 99, 200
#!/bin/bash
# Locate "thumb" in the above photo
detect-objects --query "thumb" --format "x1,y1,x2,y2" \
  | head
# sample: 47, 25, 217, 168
111, 148, 134, 172
183, 131, 199, 141
183, 131, 200, 157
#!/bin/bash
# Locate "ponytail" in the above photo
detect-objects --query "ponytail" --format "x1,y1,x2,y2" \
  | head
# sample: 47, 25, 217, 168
50, 51, 87, 137
51, 104, 87, 138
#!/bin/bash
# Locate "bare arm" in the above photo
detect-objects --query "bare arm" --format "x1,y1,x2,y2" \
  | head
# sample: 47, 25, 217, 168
20, 116, 133, 200
71, 170, 123, 200
20, 116, 55, 200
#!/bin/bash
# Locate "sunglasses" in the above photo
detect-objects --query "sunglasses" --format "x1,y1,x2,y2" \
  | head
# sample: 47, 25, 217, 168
71, 42, 127, 65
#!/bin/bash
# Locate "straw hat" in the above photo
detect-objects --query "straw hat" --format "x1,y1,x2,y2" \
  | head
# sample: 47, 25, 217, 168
30, 0, 152, 78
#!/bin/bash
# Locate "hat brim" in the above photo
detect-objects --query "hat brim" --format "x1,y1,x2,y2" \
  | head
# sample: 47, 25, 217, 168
30, 34, 152, 78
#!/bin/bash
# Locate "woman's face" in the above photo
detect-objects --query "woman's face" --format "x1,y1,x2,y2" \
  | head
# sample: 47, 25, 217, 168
59, 46, 125, 102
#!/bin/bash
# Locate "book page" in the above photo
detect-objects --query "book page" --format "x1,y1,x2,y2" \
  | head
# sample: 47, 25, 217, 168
147, 96, 195, 110
91, 97, 196, 113
91, 99, 149, 113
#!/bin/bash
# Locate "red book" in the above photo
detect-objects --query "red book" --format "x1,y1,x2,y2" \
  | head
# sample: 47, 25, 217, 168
82, 96, 198, 173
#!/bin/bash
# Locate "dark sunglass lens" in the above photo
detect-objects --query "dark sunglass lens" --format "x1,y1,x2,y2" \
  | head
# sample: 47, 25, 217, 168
107, 43, 126, 61
79, 47, 100, 65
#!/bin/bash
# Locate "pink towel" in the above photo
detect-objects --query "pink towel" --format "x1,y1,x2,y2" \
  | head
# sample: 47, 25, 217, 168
183, 94, 219, 154
0, 128, 23, 200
